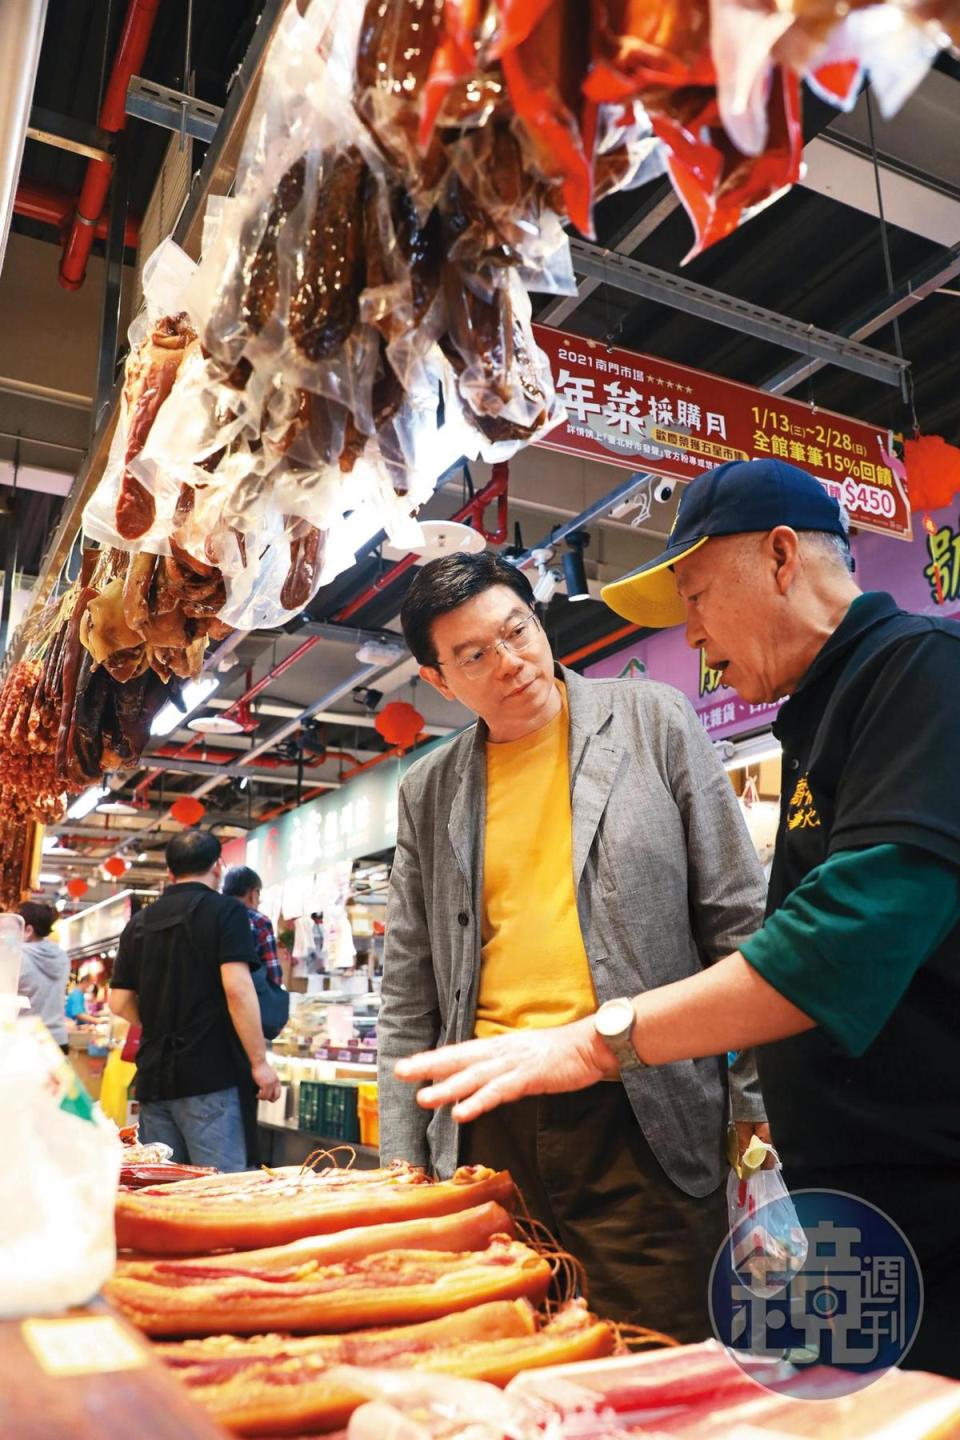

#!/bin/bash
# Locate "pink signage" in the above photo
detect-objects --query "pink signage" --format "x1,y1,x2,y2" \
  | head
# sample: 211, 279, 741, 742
587, 499, 960, 740
583, 625, 782, 741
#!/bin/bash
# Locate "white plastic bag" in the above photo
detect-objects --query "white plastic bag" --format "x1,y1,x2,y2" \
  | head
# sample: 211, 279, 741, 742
726, 1137, 807, 1299
0, 1013, 121, 1316
344, 1367, 537, 1440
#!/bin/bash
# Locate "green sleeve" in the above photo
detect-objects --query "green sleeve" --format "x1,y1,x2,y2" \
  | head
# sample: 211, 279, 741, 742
741, 844, 960, 1057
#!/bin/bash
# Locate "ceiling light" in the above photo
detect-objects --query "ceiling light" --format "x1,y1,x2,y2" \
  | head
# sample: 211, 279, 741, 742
55, 899, 65, 913
356, 640, 408, 666
137, 852, 148, 863
150, 677, 219, 737
38, 872, 63, 885
382, 520, 486, 564
187, 713, 245, 734
55, 889, 134, 925
562, 532, 591, 602
239, 777, 248, 792
66, 785, 108, 820
96, 799, 140, 815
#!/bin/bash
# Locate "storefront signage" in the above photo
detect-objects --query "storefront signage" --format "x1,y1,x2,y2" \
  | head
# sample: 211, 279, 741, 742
228, 738, 451, 917
56, 890, 133, 956
533, 324, 911, 541
584, 627, 783, 742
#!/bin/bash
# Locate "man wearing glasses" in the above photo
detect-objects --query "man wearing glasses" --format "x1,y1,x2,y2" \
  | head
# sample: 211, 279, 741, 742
378, 552, 767, 1339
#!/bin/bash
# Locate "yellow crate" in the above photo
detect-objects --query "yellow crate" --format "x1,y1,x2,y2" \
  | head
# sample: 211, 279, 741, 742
358, 1082, 379, 1149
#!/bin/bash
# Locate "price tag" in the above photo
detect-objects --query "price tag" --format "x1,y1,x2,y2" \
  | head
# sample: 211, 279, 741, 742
22, 1316, 146, 1376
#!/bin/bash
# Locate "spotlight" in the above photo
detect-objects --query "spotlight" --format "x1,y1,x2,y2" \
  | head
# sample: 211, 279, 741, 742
562, 531, 591, 602
352, 686, 383, 712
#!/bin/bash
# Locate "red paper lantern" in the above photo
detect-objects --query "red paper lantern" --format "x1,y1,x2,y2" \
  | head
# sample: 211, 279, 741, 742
375, 701, 424, 749
171, 796, 206, 827
103, 856, 126, 879
66, 878, 88, 899
904, 434, 960, 513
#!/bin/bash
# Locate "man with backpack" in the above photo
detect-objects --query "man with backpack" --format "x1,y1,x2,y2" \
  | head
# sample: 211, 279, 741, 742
109, 830, 281, 1170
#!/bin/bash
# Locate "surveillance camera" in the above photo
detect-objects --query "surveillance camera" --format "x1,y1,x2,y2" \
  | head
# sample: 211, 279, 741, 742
532, 567, 561, 605
653, 480, 675, 504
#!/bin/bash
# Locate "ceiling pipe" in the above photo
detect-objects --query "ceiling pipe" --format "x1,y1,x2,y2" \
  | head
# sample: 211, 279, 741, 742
15, 179, 140, 247
59, 0, 159, 290
257, 741, 418, 822
0, 0, 49, 280
560, 622, 640, 667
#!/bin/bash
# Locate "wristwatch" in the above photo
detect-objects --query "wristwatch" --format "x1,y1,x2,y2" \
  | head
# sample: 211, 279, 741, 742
593, 996, 645, 1072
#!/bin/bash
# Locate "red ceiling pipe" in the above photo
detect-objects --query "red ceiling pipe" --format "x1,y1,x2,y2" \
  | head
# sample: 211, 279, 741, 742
341, 742, 409, 780
258, 784, 332, 823
131, 640, 325, 798
15, 180, 141, 247
59, 0, 160, 290
560, 622, 640, 667
334, 464, 511, 623
259, 742, 418, 820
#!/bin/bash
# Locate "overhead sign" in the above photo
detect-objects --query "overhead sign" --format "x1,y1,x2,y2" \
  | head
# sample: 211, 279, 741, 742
533, 325, 911, 541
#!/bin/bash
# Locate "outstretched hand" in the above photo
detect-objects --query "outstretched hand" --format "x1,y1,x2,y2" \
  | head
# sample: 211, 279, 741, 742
394, 1016, 619, 1123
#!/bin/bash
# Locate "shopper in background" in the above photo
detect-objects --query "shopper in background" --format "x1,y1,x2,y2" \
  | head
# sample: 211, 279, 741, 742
396, 459, 960, 1377
18, 901, 70, 1053
222, 863, 290, 1042
109, 831, 281, 1171
222, 866, 283, 984
379, 551, 769, 1340
65, 977, 93, 1024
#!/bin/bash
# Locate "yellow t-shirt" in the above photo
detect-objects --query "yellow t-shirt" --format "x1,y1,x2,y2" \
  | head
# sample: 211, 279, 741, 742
475, 684, 596, 1038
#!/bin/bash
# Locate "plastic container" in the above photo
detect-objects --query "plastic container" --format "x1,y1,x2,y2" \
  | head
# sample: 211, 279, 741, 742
358, 1082, 379, 1148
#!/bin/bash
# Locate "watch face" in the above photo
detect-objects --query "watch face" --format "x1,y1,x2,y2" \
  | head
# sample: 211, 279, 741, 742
597, 998, 633, 1037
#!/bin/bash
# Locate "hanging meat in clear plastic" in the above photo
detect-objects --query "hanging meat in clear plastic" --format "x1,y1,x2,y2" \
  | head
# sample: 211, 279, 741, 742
289, 148, 370, 364
355, 0, 448, 196
117, 314, 197, 541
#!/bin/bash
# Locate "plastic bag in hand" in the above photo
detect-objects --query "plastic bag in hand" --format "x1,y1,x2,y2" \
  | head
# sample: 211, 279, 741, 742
726, 1134, 808, 1300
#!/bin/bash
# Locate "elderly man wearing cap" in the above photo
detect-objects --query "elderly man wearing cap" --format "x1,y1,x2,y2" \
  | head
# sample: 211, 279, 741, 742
397, 458, 960, 1377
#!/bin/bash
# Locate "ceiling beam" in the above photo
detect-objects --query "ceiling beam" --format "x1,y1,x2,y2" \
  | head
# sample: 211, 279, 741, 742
802, 132, 960, 248
540, 181, 680, 328
26, 105, 112, 163
764, 239, 960, 395
567, 239, 910, 389
134, 755, 342, 784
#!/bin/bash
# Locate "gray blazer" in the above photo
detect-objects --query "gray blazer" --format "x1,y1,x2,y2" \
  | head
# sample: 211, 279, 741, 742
378, 666, 767, 1197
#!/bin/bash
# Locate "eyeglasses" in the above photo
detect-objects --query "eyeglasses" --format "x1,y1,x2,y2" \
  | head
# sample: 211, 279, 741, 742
440, 613, 542, 680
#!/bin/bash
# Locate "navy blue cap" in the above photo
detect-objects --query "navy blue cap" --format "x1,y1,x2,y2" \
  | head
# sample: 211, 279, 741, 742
601, 459, 846, 628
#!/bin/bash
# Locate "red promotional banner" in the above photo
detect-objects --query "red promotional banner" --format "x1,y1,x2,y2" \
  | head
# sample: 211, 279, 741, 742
533, 325, 911, 540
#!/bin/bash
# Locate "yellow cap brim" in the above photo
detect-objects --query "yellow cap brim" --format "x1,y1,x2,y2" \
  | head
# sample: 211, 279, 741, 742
600, 536, 709, 629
